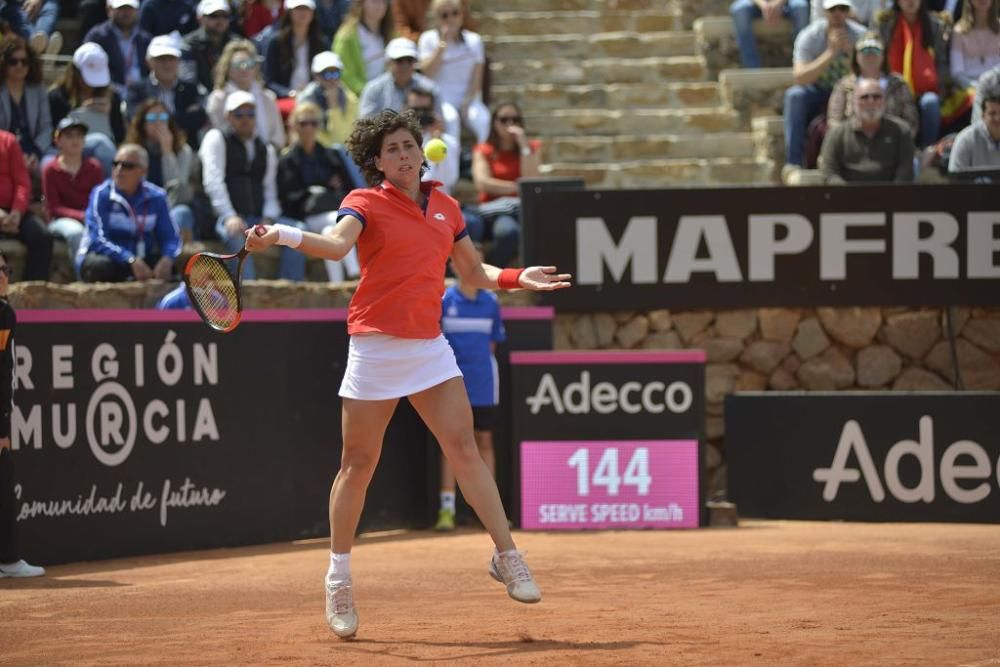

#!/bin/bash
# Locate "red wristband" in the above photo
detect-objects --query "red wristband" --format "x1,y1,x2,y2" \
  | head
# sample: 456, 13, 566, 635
497, 267, 525, 290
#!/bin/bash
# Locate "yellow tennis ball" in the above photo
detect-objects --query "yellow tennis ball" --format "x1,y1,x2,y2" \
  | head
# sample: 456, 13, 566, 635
424, 138, 448, 163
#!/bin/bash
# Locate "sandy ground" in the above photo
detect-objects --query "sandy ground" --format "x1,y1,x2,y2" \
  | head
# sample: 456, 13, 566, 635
1, 520, 998, 666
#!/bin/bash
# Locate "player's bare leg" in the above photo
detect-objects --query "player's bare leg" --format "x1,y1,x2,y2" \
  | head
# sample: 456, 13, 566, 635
324, 397, 398, 638
410, 378, 541, 603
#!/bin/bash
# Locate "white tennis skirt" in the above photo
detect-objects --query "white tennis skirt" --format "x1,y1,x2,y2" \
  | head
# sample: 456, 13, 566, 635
339, 333, 463, 400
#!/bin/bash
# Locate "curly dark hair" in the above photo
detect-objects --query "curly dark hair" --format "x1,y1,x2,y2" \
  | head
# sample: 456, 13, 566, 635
346, 109, 424, 186
0, 35, 43, 86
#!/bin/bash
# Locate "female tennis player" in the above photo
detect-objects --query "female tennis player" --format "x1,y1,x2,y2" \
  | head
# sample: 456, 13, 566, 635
244, 108, 570, 639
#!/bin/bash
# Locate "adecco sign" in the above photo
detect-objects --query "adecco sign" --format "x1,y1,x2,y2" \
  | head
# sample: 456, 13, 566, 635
725, 392, 1000, 523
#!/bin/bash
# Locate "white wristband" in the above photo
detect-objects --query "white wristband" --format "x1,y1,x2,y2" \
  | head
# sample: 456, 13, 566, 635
274, 224, 303, 248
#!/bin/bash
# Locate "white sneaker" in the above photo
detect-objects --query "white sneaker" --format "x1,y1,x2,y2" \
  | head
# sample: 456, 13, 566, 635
488, 550, 541, 604
325, 577, 359, 638
0, 559, 45, 578
45, 31, 63, 56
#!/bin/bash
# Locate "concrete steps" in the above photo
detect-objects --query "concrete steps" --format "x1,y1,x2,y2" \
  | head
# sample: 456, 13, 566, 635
541, 158, 774, 188
544, 133, 755, 162
490, 56, 706, 86
477, 9, 681, 35
524, 108, 741, 137
484, 31, 697, 61
490, 82, 722, 111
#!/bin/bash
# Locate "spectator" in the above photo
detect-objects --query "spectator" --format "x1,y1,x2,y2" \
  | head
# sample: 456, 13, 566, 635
782, 0, 866, 172
205, 39, 286, 148
875, 0, 952, 146
0, 0, 30, 39
332, 0, 394, 97
139, 0, 199, 38
405, 86, 459, 193
125, 99, 198, 242
183, 0, 237, 92
155, 281, 191, 309
78, 0, 109, 38
261, 0, 326, 113
972, 63, 1000, 122
0, 249, 44, 580
78, 143, 181, 282
18, 0, 62, 55
126, 33, 208, 149
0, 35, 50, 175
314, 0, 349, 44
471, 102, 540, 269
434, 242, 505, 533
731, 0, 810, 69
242, 0, 283, 40
48, 43, 124, 176
393, 0, 474, 42
83, 0, 153, 99
820, 77, 916, 181
358, 38, 449, 120
199, 90, 305, 280
417, 0, 489, 143
278, 101, 357, 281
297, 51, 358, 146
950, 0, 1000, 91
42, 118, 104, 272
0, 129, 51, 280
811, 0, 883, 26
948, 89, 1000, 170
827, 32, 919, 137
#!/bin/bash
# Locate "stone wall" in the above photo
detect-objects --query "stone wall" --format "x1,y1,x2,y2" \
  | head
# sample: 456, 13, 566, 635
553, 306, 1000, 496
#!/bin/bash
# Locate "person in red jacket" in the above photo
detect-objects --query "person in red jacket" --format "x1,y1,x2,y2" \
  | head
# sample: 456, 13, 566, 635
0, 130, 52, 281
42, 118, 104, 276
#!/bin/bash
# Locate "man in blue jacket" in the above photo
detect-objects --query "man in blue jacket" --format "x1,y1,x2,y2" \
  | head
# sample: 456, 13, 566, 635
79, 143, 181, 283
83, 0, 152, 99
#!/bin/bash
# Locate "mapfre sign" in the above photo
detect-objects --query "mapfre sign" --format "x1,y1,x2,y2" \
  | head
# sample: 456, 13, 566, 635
520, 184, 1000, 311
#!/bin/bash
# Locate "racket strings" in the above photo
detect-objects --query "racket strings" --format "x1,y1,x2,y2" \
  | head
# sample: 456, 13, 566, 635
187, 256, 240, 330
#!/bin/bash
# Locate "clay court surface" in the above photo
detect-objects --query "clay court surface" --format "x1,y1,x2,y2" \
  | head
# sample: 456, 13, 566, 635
2, 520, 998, 666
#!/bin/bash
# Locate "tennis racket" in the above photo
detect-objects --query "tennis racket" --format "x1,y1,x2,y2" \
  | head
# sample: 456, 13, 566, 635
183, 224, 267, 333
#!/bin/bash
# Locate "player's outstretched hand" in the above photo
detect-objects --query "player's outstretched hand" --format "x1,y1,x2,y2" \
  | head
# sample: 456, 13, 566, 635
244, 224, 276, 252
519, 266, 572, 291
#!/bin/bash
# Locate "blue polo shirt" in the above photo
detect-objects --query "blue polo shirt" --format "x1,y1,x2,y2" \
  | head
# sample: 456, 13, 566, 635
441, 286, 506, 407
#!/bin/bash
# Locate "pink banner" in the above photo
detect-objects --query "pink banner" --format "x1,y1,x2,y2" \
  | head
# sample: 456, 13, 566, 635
520, 440, 699, 530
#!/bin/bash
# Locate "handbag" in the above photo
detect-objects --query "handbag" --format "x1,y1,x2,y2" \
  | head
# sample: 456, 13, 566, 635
303, 185, 345, 216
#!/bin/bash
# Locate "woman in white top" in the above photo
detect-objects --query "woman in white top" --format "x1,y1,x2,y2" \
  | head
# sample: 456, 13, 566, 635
950, 0, 1000, 90
206, 39, 286, 149
333, 0, 395, 97
417, 0, 489, 143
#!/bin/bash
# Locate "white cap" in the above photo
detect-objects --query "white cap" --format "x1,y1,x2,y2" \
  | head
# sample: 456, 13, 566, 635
225, 90, 257, 113
385, 38, 418, 61
147, 33, 183, 59
285, 0, 316, 9
822, 0, 852, 9
311, 51, 344, 74
73, 42, 111, 88
197, 0, 230, 17
108, 0, 140, 8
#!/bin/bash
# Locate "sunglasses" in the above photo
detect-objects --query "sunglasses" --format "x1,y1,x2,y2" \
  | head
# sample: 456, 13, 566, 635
231, 59, 257, 70
6, 57, 28, 67
145, 111, 170, 122
0, 265, 11, 277
231, 109, 256, 118
858, 93, 884, 101
112, 160, 142, 170
439, 9, 461, 18
320, 69, 341, 80
296, 118, 320, 127
497, 115, 522, 125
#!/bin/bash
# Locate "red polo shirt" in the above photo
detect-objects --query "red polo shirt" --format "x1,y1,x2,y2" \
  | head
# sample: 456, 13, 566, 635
0, 131, 30, 213
42, 157, 105, 222
338, 180, 468, 339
